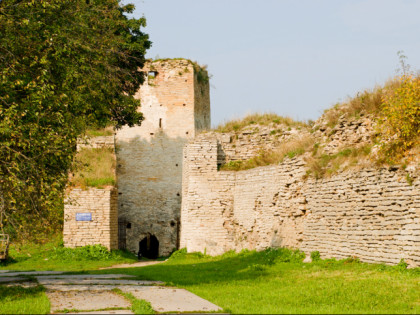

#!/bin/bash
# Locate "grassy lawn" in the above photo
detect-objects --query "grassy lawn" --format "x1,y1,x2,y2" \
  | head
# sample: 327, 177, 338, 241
92, 249, 420, 314
0, 239, 137, 271
1, 246, 419, 314
0, 286, 50, 314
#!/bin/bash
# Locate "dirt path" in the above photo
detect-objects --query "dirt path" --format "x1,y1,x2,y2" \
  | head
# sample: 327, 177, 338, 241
99, 260, 165, 270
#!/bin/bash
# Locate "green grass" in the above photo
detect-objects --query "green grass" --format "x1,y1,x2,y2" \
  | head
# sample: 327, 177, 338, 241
0, 286, 50, 314
305, 145, 373, 179
113, 289, 155, 314
0, 239, 137, 271
220, 137, 314, 171
1, 246, 419, 314
69, 147, 116, 188
85, 126, 114, 137
91, 249, 420, 314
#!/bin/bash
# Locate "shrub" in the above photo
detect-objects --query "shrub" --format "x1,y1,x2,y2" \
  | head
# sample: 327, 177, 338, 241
310, 251, 321, 261
169, 248, 187, 260
379, 74, 420, 162
395, 259, 408, 271
51, 244, 115, 261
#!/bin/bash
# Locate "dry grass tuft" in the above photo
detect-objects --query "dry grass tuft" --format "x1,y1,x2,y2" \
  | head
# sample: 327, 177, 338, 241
85, 126, 114, 137
69, 147, 116, 188
305, 145, 373, 179
215, 113, 308, 133
323, 78, 401, 128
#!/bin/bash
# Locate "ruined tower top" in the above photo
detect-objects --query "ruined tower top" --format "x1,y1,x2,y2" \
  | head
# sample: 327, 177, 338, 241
118, 58, 210, 140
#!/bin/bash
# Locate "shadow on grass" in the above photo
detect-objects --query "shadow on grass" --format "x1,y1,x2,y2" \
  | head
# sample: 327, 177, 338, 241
98, 249, 307, 285
97, 248, 420, 287
0, 285, 45, 301
0, 256, 17, 267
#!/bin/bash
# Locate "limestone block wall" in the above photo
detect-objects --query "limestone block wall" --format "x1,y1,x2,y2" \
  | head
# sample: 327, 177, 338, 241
77, 136, 114, 150
181, 137, 420, 267
63, 187, 118, 250
301, 169, 420, 266
115, 59, 210, 255
181, 140, 235, 253
202, 125, 309, 165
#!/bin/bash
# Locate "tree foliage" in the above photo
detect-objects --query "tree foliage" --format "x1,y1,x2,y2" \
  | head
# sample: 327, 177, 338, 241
0, 0, 151, 239
379, 54, 420, 164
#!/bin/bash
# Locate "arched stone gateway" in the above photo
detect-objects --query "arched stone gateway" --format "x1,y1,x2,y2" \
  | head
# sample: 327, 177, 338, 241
138, 234, 159, 259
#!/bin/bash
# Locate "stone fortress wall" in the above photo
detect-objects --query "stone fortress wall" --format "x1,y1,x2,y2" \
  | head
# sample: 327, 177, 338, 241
63, 57, 420, 267
180, 133, 420, 267
115, 59, 210, 255
63, 187, 118, 250
64, 133, 118, 250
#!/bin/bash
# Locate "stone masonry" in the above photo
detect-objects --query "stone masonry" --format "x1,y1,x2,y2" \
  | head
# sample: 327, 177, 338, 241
63, 187, 118, 250
180, 136, 420, 267
63, 58, 419, 267
115, 59, 210, 255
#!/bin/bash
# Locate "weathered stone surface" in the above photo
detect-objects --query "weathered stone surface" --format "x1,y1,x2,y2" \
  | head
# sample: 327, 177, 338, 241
115, 59, 210, 255
99, 260, 164, 270
63, 187, 118, 250
35, 274, 136, 280
0, 276, 27, 283
181, 136, 420, 267
47, 290, 131, 312
38, 279, 163, 286
122, 286, 222, 313
58, 311, 134, 315
76, 136, 114, 151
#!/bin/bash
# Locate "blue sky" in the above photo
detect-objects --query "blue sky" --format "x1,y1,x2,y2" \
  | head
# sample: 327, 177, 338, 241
125, 0, 420, 127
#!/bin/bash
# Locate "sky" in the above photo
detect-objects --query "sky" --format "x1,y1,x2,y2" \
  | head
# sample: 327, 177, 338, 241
124, 0, 420, 127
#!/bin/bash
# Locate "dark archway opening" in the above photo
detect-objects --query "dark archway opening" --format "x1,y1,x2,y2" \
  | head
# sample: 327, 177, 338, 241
138, 234, 159, 259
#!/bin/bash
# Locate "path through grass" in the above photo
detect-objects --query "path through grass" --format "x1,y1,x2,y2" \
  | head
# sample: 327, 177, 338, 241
1, 247, 419, 314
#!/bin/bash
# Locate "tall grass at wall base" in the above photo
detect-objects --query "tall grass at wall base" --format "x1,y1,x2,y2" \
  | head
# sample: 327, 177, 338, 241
0, 237, 137, 271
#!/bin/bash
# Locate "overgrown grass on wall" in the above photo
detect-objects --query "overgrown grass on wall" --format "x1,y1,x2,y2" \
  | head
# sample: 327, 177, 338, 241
305, 144, 373, 179
215, 113, 309, 133
69, 147, 116, 188
220, 136, 314, 171
85, 126, 114, 137
218, 74, 419, 174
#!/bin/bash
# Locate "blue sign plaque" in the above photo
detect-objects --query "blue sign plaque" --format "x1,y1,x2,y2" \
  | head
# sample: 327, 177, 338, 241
76, 213, 92, 221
